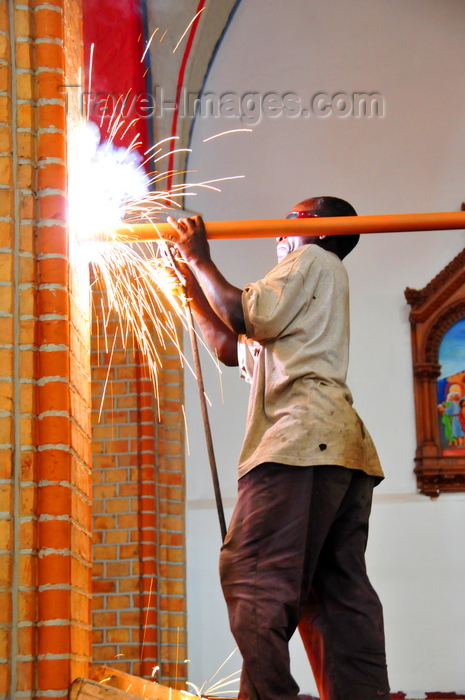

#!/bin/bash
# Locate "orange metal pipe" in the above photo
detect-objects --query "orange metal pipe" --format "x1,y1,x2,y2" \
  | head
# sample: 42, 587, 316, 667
112, 211, 465, 242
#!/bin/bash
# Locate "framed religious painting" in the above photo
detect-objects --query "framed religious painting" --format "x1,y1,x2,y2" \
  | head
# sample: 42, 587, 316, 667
405, 246, 465, 496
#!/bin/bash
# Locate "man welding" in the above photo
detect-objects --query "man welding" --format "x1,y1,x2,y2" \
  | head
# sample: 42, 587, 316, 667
167, 196, 390, 700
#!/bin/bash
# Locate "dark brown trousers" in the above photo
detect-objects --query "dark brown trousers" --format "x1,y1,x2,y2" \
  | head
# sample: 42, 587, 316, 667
219, 463, 390, 700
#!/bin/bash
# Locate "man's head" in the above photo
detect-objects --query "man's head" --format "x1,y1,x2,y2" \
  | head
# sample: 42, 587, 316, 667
276, 196, 359, 262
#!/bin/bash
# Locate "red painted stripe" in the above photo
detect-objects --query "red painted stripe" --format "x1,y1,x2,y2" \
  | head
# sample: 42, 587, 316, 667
166, 0, 207, 193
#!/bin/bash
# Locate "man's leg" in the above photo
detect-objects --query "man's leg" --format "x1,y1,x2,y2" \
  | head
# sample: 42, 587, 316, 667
219, 463, 354, 700
298, 470, 390, 700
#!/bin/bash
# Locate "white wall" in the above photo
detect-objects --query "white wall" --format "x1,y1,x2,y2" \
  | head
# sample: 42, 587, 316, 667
182, 0, 465, 696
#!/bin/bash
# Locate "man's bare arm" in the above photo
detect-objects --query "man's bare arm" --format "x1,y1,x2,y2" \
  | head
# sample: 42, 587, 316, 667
166, 215, 246, 335
180, 261, 238, 366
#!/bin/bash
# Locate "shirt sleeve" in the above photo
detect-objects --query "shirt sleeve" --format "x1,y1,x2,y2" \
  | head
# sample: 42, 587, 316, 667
242, 254, 309, 343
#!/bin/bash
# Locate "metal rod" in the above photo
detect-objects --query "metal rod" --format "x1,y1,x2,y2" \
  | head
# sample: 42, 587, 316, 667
107, 210, 465, 242
161, 247, 227, 541
185, 302, 227, 542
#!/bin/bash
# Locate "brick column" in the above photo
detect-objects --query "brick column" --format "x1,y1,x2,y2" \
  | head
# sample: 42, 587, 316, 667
91, 286, 187, 685
0, 1, 92, 698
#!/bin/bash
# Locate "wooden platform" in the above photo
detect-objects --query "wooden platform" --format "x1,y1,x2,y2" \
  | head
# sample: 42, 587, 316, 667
69, 667, 465, 700
70, 667, 195, 700
70, 678, 143, 700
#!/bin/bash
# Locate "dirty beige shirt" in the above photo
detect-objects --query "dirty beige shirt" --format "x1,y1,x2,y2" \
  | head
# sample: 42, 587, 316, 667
237, 243, 383, 481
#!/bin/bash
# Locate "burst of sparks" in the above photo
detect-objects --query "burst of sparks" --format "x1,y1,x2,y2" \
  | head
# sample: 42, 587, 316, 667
69, 120, 216, 407
69, 120, 149, 236
215, 348, 224, 404
69, 114, 244, 405
203, 129, 253, 142
172, 8, 206, 54
140, 578, 155, 665
141, 27, 159, 62
199, 648, 241, 698
181, 404, 190, 455
87, 43, 95, 116
185, 682, 202, 697
175, 627, 181, 690
87, 237, 193, 413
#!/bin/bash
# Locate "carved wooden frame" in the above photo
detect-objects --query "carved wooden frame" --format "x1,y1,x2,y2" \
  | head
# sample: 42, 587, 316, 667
405, 247, 465, 496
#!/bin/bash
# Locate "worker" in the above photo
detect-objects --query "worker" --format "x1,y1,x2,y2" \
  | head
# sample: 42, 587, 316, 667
166, 196, 390, 700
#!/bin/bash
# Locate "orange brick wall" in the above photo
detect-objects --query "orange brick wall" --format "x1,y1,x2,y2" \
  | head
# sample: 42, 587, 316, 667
0, 0, 92, 698
91, 283, 187, 684
0, 1, 186, 695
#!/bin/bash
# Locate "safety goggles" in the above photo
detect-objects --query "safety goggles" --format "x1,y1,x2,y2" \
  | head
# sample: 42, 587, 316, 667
285, 211, 320, 219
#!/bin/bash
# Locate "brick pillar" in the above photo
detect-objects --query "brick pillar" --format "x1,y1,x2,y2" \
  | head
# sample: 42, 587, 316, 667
0, 1, 92, 698
91, 285, 187, 685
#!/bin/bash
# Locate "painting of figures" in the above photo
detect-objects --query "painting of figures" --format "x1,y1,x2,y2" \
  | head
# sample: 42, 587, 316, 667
437, 317, 465, 456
